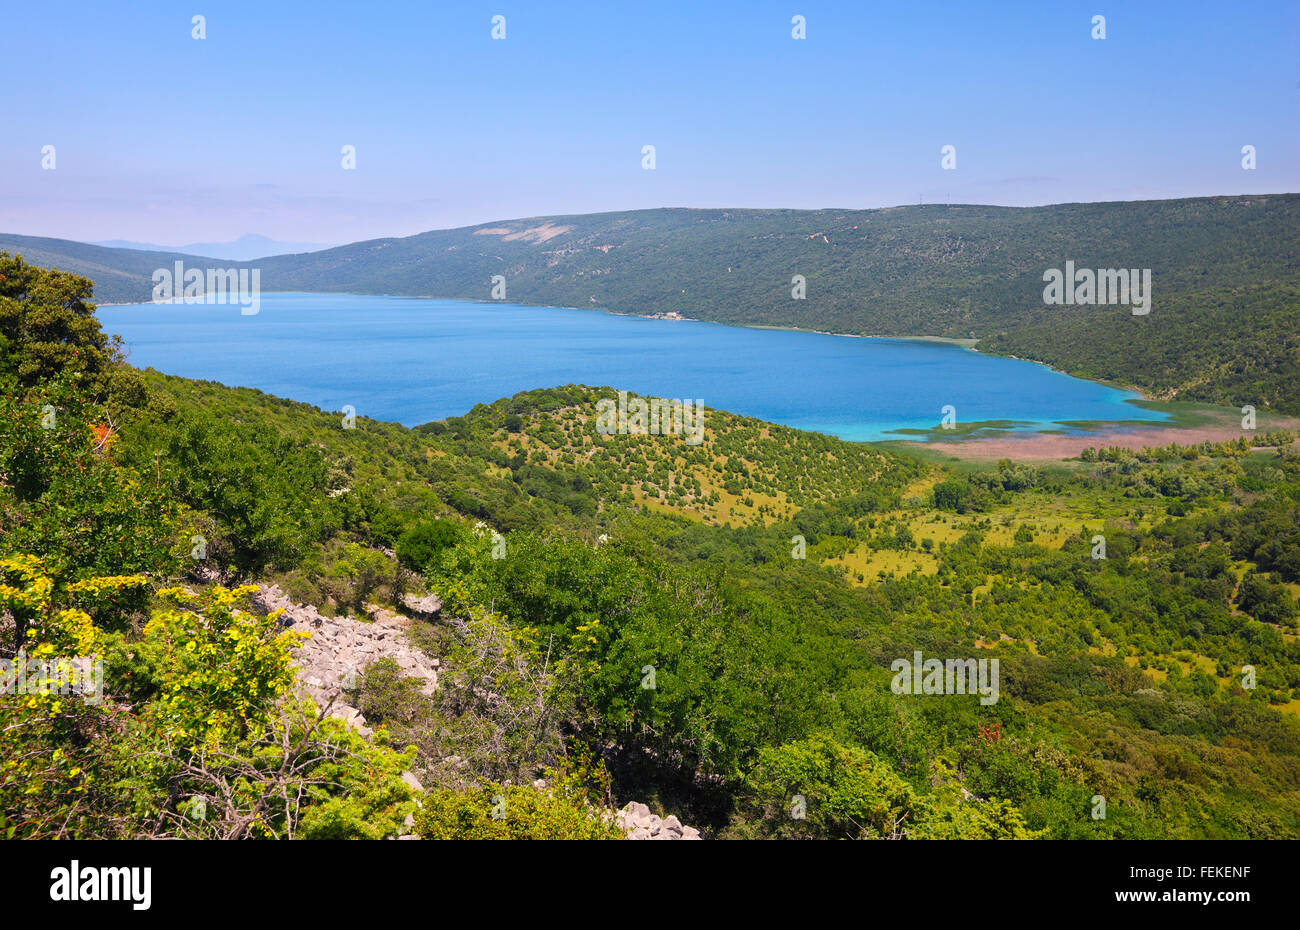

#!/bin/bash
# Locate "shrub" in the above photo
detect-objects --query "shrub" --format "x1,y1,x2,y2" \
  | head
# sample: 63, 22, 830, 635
415, 772, 623, 840
396, 518, 466, 572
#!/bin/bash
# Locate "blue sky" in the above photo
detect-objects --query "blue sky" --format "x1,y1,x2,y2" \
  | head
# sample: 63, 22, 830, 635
2, 0, 1296, 244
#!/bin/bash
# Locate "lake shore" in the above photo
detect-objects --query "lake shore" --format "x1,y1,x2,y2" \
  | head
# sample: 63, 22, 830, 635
100, 293, 1172, 441
916, 411, 1300, 462
100, 292, 1277, 460
96, 290, 1129, 394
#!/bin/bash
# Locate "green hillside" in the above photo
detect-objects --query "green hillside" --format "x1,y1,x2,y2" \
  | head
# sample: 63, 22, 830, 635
5, 254, 1300, 839
5, 193, 1297, 410
0, 234, 202, 304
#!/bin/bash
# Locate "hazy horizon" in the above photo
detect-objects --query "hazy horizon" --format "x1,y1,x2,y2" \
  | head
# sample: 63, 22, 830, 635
10, 191, 1291, 256
3, 0, 1296, 245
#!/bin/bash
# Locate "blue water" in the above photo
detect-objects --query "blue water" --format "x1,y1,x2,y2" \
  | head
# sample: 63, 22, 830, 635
98, 293, 1167, 442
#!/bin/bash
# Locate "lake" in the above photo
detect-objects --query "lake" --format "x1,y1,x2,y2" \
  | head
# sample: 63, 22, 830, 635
98, 293, 1168, 442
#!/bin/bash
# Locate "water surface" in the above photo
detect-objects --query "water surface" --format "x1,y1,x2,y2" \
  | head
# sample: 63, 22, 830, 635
99, 293, 1167, 441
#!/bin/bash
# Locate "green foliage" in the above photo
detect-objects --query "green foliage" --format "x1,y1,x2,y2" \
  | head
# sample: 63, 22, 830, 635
3, 252, 1299, 839
0, 556, 144, 838
138, 585, 302, 750
350, 657, 432, 728
732, 734, 1043, 839
122, 698, 418, 840
323, 542, 397, 611
0, 558, 416, 838
415, 770, 623, 840
288, 712, 417, 840
933, 479, 975, 512
0, 377, 181, 584
0, 252, 115, 398
431, 529, 816, 783
1237, 570, 1298, 627
118, 406, 343, 573
396, 518, 466, 572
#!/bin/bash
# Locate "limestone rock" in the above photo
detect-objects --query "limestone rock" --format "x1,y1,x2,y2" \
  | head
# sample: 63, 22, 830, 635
250, 583, 441, 735
616, 801, 700, 840
401, 592, 443, 618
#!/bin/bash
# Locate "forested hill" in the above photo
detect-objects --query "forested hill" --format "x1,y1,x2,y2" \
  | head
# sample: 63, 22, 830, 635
4, 193, 1297, 410
0, 234, 200, 304
4, 252, 1300, 839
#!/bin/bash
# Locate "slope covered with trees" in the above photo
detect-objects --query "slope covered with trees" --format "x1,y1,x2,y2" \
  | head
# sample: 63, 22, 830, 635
5, 193, 1297, 410
3, 253, 1300, 839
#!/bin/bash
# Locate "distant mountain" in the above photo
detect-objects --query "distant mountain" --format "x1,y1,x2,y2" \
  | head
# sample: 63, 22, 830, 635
90, 233, 334, 261
3, 194, 1297, 411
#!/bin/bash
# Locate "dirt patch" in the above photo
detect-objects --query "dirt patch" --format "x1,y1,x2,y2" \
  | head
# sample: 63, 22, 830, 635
928, 423, 1300, 462
473, 222, 573, 243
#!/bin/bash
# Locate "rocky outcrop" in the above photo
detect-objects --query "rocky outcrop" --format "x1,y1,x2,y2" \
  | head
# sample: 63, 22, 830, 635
249, 585, 701, 841
249, 584, 438, 839
616, 801, 702, 840
400, 592, 443, 619
251, 584, 439, 737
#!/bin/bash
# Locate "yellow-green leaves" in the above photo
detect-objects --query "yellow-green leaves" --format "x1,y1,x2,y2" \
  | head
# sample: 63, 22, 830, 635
143, 585, 303, 751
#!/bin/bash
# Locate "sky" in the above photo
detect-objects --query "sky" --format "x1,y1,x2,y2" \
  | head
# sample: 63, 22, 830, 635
2, 0, 1296, 245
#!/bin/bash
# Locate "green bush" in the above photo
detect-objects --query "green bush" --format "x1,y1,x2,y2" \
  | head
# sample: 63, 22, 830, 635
396, 518, 466, 572
415, 775, 623, 840
732, 734, 1043, 840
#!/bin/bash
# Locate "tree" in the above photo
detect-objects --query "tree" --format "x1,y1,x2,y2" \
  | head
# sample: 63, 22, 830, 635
1237, 571, 1299, 627
0, 375, 180, 583
734, 734, 918, 839
933, 479, 970, 513
396, 518, 466, 572
0, 252, 145, 416
732, 734, 1043, 840
325, 542, 394, 611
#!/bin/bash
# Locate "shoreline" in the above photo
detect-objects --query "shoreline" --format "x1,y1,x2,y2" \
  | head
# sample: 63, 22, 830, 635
99, 291, 1278, 460
916, 419, 1300, 462
96, 288, 1145, 394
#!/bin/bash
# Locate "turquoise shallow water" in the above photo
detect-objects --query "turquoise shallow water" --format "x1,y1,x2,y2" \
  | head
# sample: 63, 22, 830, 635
98, 293, 1168, 442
